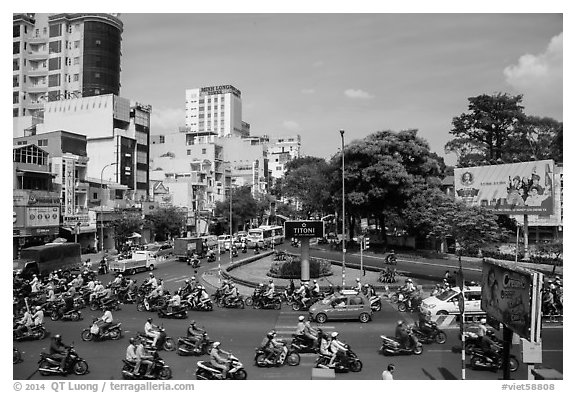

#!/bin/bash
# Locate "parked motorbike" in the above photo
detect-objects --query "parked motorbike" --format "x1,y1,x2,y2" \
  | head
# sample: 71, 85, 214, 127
121, 351, 172, 380
195, 354, 247, 380
158, 305, 188, 319
411, 322, 447, 344
470, 348, 519, 372
380, 334, 423, 355
177, 333, 213, 356
50, 307, 82, 322
13, 324, 47, 341
137, 328, 176, 351
217, 295, 245, 309
314, 346, 362, 372
254, 342, 300, 367
290, 334, 318, 354
37, 345, 89, 376
81, 321, 123, 341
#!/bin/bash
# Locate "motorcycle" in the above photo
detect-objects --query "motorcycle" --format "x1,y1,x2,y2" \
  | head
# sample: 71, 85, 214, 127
184, 297, 214, 311
50, 307, 82, 322
158, 305, 188, 319
252, 294, 282, 310
187, 257, 200, 268
397, 296, 422, 312
291, 293, 317, 311
98, 261, 108, 275
217, 295, 245, 309
241, 245, 247, 253
89, 297, 120, 312
385, 253, 398, 265
207, 254, 216, 263
177, 333, 213, 356
122, 351, 172, 380
81, 321, 123, 341
136, 296, 168, 312
37, 345, 89, 376
411, 322, 447, 344
231, 249, 239, 258
137, 328, 176, 351
290, 334, 318, 354
13, 324, 48, 341
369, 295, 382, 312
291, 239, 300, 247
13, 348, 22, 364
254, 247, 260, 255
195, 354, 247, 380
314, 346, 362, 372
470, 348, 519, 372
380, 334, 423, 355
254, 342, 300, 367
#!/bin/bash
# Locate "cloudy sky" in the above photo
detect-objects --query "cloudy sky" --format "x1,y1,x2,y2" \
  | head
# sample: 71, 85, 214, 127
116, 12, 562, 165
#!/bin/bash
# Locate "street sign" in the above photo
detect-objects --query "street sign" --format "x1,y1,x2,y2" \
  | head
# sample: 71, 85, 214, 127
284, 220, 324, 238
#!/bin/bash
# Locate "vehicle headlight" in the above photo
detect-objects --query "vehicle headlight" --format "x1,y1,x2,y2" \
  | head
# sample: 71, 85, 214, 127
424, 304, 435, 309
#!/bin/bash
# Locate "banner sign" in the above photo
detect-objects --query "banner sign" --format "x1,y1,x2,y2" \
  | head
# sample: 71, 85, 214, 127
284, 221, 324, 238
64, 158, 76, 217
454, 160, 554, 215
26, 207, 60, 228
481, 258, 543, 341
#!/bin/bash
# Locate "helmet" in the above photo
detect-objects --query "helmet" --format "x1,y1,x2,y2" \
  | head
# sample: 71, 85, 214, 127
129, 337, 136, 344
119, 274, 123, 277
356, 278, 360, 282
397, 320, 404, 326
266, 332, 274, 339
407, 279, 413, 283
149, 273, 154, 277
364, 283, 369, 287
53, 334, 61, 341
36, 306, 42, 311
147, 317, 153, 322
185, 280, 190, 284
269, 279, 273, 283
313, 280, 317, 284
298, 316, 305, 322
191, 276, 196, 281
331, 332, 339, 338
480, 318, 487, 324
213, 341, 221, 348
259, 283, 264, 287
487, 329, 495, 337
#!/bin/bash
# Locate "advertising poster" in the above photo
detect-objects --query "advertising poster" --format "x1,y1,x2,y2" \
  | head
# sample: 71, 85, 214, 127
64, 157, 76, 216
481, 258, 542, 341
454, 160, 554, 215
26, 206, 60, 228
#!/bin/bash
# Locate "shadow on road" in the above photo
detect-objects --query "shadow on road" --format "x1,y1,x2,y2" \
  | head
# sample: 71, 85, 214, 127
438, 367, 459, 380
421, 368, 436, 380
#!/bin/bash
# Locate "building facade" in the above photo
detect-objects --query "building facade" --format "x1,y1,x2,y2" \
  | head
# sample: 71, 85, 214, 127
266, 135, 301, 179
185, 85, 249, 138
13, 13, 123, 136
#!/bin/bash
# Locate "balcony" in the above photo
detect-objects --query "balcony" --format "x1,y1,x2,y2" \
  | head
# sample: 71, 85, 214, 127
24, 100, 44, 110
27, 66, 48, 76
27, 50, 48, 61
28, 35, 48, 44
26, 83, 47, 93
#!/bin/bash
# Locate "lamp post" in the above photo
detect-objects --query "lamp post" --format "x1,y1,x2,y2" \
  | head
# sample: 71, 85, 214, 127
340, 129, 346, 287
229, 184, 233, 263
100, 163, 117, 252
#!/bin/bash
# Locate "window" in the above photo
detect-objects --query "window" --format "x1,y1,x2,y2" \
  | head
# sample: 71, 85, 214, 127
49, 57, 61, 70
13, 59, 19, 71
187, 150, 191, 155
95, 39, 101, 46
202, 148, 206, 154
93, 192, 98, 199
49, 40, 62, 54
48, 74, 61, 87
49, 23, 62, 37
221, 105, 225, 109
221, 112, 225, 117
214, 97, 218, 102
74, 40, 80, 48
199, 99, 204, 104
37, 139, 48, 147
13, 92, 19, 104
13, 108, 19, 117
74, 57, 80, 65
13, 76, 19, 88
13, 41, 20, 54
199, 107, 204, 111
159, 136, 165, 143
73, 74, 79, 82
43, 27, 47, 35
13, 25, 20, 37
94, 72, 100, 79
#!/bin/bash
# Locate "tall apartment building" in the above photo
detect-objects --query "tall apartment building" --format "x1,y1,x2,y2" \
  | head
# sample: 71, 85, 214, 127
266, 135, 301, 179
185, 85, 250, 138
13, 13, 122, 137
36, 94, 151, 201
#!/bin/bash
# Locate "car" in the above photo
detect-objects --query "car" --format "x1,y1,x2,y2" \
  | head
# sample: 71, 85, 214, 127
420, 286, 484, 317
144, 243, 174, 258
217, 235, 232, 251
309, 290, 373, 324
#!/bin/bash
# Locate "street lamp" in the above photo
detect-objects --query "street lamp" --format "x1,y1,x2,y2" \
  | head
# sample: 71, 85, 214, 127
100, 162, 117, 252
340, 129, 346, 287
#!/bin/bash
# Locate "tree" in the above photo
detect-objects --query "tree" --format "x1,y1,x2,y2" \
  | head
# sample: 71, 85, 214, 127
281, 156, 334, 217
214, 186, 258, 232
507, 116, 563, 163
147, 207, 186, 241
330, 129, 443, 242
112, 213, 147, 250
446, 93, 525, 165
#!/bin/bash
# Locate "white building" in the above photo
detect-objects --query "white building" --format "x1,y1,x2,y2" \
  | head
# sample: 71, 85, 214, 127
185, 85, 250, 138
266, 135, 301, 179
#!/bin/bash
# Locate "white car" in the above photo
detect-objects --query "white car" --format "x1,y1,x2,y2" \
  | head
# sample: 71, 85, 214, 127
420, 286, 484, 316
217, 235, 232, 250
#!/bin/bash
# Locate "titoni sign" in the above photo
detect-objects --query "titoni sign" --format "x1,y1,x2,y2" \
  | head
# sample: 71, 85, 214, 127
284, 221, 324, 238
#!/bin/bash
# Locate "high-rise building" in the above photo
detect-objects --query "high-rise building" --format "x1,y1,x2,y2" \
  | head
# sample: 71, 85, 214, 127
13, 13, 123, 136
266, 135, 301, 179
185, 85, 250, 138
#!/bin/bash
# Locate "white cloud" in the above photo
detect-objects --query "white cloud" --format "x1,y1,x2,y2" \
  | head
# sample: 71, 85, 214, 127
150, 107, 185, 133
504, 33, 562, 90
344, 88, 374, 99
282, 120, 300, 131
301, 88, 316, 94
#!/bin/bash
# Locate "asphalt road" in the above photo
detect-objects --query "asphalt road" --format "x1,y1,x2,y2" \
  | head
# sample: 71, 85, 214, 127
13, 255, 562, 380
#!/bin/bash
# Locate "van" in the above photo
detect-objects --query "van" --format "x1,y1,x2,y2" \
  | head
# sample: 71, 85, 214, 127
420, 286, 484, 316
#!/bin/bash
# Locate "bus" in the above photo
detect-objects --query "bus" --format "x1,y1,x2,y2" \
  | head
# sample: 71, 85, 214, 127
246, 225, 284, 248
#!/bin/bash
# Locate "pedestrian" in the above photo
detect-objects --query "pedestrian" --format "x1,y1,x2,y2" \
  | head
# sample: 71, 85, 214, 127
382, 363, 395, 380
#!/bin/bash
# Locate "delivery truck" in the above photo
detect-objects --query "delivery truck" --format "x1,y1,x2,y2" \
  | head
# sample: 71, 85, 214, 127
15, 243, 82, 278
174, 237, 204, 261
109, 250, 156, 275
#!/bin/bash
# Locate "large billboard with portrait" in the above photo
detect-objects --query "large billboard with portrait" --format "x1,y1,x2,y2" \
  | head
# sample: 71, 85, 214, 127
481, 258, 543, 341
454, 160, 554, 215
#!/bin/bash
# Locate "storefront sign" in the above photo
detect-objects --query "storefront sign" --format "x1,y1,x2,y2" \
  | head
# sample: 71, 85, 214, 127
27, 206, 60, 228
285, 221, 324, 238
64, 158, 76, 216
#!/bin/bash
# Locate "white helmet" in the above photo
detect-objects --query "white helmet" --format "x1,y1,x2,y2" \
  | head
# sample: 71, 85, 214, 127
298, 315, 305, 322
213, 341, 221, 348
331, 332, 339, 338
356, 278, 360, 282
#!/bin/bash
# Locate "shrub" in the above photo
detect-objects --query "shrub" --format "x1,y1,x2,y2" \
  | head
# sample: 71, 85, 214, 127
268, 255, 332, 278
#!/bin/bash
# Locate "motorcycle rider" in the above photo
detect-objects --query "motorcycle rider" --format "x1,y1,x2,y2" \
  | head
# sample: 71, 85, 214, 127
146, 279, 163, 305
30, 274, 40, 293
354, 278, 362, 293
224, 282, 239, 306
318, 329, 331, 357
294, 282, 310, 309
265, 279, 275, 301
295, 315, 306, 341
90, 280, 105, 303
144, 317, 161, 348
328, 332, 347, 368
185, 320, 207, 352
144, 273, 158, 291
303, 316, 318, 347
125, 337, 139, 375
135, 338, 154, 377
167, 290, 181, 313
32, 305, 44, 326
311, 280, 320, 298
395, 320, 410, 349
206, 247, 215, 261
181, 279, 193, 299
209, 341, 231, 379
49, 334, 69, 372
15, 306, 33, 336
96, 306, 114, 335
417, 312, 435, 337
364, 283, 376, 297
261, 330, 283, 364
196, 285, 211, 309
403, 279, 417, 309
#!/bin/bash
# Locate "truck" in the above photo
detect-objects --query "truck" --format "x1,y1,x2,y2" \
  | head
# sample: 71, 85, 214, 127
15, 243, 82, 278
174, 237, 204, 261
109, 251, 156, 275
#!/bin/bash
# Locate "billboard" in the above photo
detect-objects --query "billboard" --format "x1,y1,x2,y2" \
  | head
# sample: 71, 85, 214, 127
26, 207, 60, 228
454, 160, 554, 215
481, 258, 543, 341
284, 221, 324, 238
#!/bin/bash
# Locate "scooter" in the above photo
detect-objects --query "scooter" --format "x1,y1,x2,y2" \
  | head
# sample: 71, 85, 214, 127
177, 332, 213, 356
411, 322, 447, 344
37, 345, 89, 376
290, 334, 318, 354
380, 334, 423, 355
369, 296, 382, 312
89, 297, 120, 312
254, 342, 300, 367
13, 324, 48, 341
121, 351, 172, 380
137, 328, 176, 351
207, 254, 216, 263
195, 354, 247, 380
81, 321, 123, 341
252, 295, 282, 310
397, 296, 422, 312
136, 296, 168, 312
217, 296, 245, 309
314, 346, 362, 372
385, 253, 398, 265
184, 297, 214, 311
158, 305, 188, 319
13, 348, 22, 364
187, 257, 200, 268
50, 307, 82, 322
470, 348, 519, 372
